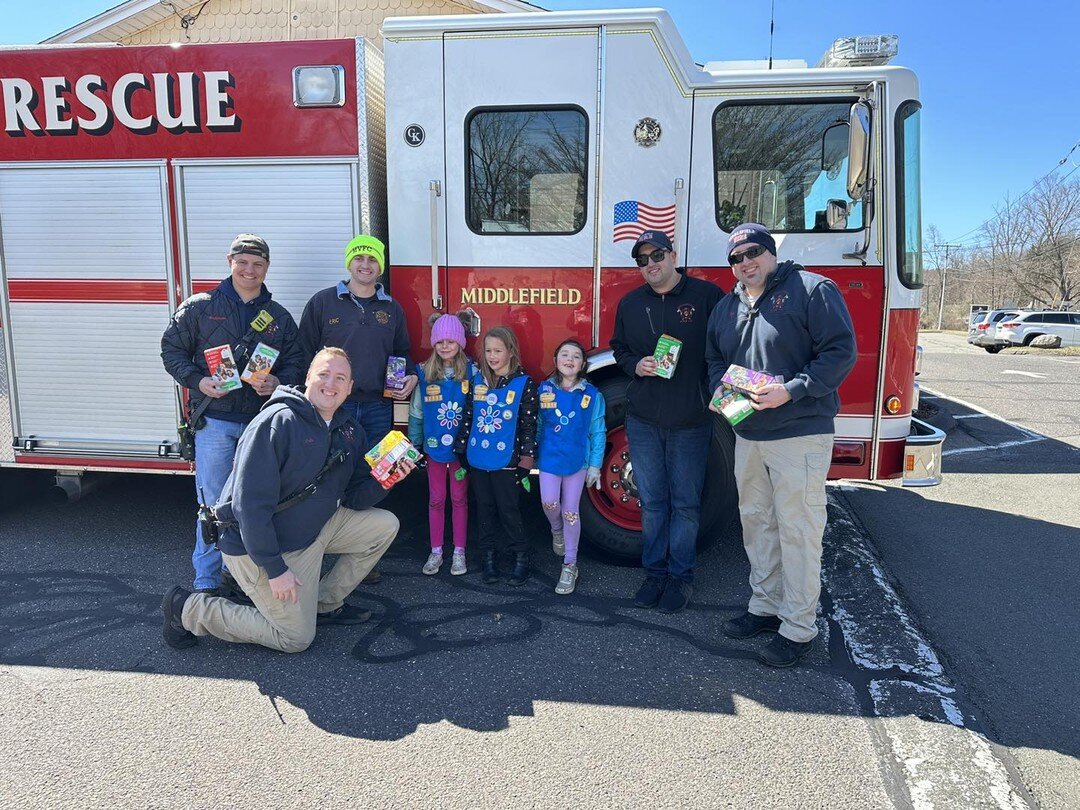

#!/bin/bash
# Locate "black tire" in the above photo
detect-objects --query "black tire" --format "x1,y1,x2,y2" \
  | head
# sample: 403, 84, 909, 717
1022, 333, 1042, 346
579, 374, 739, 563
985, 345, 1004, 354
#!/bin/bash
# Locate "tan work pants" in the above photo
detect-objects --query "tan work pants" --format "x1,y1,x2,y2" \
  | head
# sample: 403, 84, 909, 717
182, 506, 399, 653
734, 433, 832, 643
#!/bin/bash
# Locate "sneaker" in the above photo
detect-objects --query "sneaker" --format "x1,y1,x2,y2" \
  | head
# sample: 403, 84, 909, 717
161, 586, 197, 649
633, 576, 666, 609
551, 530, 565, 556
555, 564, 578, 595
450, 550, 468, 576
722, 611, 782, 639
757, 634, 814, 668
657, 578, 692, 614
422, 551, 444, 575
316, 603, 372, 626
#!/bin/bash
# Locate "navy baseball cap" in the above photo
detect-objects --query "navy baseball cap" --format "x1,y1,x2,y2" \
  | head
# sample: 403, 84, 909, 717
631, 230, 674, 258
726, 223, 776, 261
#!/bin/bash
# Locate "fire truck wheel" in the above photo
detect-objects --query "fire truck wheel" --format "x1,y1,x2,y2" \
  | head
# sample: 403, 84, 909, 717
580, 375, 738, 563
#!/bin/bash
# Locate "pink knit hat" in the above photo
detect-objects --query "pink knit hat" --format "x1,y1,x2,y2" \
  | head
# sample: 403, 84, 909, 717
430, 313, 466, 348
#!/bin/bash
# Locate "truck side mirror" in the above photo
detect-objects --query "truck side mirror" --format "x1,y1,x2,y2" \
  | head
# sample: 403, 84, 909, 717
826, 199, 850, 230
847, 100, 872, 200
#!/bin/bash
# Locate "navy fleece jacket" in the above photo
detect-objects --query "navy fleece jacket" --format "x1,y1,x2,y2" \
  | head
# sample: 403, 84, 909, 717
705, 260, 856, 440
214, 386, 389, 578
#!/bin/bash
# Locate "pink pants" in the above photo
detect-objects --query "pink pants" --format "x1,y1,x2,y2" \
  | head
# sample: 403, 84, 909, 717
427, 459, 468, 551
539, 469, 586, 566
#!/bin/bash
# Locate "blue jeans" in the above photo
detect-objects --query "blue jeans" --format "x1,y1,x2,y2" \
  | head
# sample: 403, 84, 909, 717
341, 399, 393, 450
193, 416, 248, 590
625, 414, 711, 584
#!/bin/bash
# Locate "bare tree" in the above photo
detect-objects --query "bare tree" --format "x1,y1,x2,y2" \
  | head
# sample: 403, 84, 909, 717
1013, 175, 1080, 306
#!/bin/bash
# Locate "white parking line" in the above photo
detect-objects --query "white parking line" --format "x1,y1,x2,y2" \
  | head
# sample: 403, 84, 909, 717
920, 386, 1049, 456
1001, 370, 1046, 379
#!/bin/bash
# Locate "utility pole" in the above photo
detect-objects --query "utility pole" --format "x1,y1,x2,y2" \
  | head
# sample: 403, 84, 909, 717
936, 243, 961, 330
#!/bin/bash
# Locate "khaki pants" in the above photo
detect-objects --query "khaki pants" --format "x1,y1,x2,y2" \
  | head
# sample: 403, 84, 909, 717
734, 433, 832, 643
182, 507, 399, 653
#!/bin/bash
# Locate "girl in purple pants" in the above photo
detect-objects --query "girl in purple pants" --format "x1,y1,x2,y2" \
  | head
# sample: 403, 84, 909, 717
408, 313, 473, 575
537, 339, 606, 595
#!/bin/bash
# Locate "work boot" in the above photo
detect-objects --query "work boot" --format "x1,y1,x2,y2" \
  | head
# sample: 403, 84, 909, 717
482, 550, 500, 584
316, 603, 372, 626
161, 586, 197, 649
657, 578, 692, 614
722, 611, 781, 639
757, 635, 814, 668
632, 576, 666, 609
220, 570, 253, 606
507, 552, 530, 586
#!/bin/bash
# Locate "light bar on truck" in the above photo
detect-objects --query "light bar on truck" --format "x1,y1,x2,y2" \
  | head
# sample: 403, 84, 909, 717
292, 65, 346, 107
817, 35, 898, 68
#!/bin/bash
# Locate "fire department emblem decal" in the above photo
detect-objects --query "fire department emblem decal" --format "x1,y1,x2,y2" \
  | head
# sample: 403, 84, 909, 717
634, 117, 662, 148
677, 303, 695, 323
340, 425, 355, 444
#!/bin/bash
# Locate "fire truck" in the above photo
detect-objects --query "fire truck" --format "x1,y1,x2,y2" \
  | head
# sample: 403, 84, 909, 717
0, 9, 944, 558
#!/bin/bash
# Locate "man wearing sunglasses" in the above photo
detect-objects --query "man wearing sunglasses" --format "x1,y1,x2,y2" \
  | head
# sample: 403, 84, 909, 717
611, 231, 723, 614
705, 223, 856, 668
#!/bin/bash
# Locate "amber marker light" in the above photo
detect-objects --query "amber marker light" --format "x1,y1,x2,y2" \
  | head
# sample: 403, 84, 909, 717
884, 395, 903, 414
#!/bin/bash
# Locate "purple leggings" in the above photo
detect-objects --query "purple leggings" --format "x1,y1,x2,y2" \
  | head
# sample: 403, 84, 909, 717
539, 469, 586, 565
427, 459, 468, 551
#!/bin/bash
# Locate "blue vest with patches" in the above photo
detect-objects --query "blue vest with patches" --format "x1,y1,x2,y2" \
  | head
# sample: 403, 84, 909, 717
537, 380, 599, 476
417, 362, 472, 463
466, 372, 528, 471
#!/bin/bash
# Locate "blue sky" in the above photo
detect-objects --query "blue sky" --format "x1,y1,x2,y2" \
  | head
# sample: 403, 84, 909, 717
4, 0, 1078, 248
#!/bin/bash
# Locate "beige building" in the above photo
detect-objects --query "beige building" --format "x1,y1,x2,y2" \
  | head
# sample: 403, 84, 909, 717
45, 0, 542, 46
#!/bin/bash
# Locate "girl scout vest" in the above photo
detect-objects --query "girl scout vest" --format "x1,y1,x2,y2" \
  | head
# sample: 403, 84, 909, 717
466, 371, 529, 471
537, 379, 598, 476
416, 362, 472, 463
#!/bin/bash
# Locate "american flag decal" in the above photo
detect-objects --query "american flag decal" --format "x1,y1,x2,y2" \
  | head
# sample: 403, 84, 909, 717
613, 200, 676, 243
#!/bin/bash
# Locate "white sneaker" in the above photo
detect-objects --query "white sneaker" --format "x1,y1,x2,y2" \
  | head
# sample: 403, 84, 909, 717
555, 564, 578, 595
552, 530, 565, 556
422, 551, 443, 575
451, 550, 467, 576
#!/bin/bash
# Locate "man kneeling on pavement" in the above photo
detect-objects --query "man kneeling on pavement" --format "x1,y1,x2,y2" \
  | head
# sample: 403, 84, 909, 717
162, 347, 414, 653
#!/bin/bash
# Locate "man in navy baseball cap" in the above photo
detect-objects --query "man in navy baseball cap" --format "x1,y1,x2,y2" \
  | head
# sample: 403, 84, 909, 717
631, 230, 675, 258
726, 222, 776, 262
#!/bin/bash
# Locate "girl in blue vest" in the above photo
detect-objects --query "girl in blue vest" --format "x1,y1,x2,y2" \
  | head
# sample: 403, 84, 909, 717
537, 339, 606, 595
453, 326, 538, 586
408, 313, 474, 576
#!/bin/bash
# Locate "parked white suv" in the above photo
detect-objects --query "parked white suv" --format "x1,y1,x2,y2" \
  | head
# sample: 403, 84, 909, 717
996, 311, 1080, 347
968, 309, 1023, 353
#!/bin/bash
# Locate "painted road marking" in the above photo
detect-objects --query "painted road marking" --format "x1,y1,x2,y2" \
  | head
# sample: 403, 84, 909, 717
920, 387, 1049, 456
1001, 370, 1046, 379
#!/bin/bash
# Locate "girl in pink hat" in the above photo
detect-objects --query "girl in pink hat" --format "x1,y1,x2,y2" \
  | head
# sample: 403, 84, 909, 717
408, 312, 474, 575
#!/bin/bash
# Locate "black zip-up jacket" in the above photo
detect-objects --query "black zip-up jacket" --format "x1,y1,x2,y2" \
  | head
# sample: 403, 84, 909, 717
213, 386, 389, 578
161, 279, 303, 422
610, 270, 723, 428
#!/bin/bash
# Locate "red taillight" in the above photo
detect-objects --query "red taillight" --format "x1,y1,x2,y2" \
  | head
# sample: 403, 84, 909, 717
977, 323, 990, 330
831, 442, 866, 465
1000, 322, 1020, 328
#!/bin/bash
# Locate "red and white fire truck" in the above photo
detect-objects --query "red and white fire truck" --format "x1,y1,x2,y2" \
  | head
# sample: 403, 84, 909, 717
0, 9, 944, 557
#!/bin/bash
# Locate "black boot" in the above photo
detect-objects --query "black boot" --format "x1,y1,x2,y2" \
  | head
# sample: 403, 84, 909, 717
482, 550, 500, 584
508, 552, 529, 587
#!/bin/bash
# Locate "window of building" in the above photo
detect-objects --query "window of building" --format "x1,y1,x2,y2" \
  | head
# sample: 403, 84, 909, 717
466, 107, 588, 235
713, 100, 864, 234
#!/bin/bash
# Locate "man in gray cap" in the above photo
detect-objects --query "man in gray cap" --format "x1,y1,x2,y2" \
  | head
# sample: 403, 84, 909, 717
706, 223, 856, 668
162, 234, 303, 598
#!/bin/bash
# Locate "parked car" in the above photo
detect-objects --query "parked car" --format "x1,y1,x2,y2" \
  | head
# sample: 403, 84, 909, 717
996, 311, 1080, 348
968, 309, 1023, 353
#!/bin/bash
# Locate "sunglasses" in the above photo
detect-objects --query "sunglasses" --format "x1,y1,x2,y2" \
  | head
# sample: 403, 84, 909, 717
729, 245, 767, 265
634, 249, 669, 268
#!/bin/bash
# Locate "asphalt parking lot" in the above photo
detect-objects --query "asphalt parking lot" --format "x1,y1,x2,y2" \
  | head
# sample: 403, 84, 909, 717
1, 330, 1074, 808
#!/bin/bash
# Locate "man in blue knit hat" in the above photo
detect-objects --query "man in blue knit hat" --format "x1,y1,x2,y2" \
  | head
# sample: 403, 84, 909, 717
706, 223, 856, 668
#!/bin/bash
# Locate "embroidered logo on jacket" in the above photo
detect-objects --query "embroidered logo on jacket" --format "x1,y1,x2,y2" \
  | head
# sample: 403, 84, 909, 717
771, 293, 789, 312
375, 311, 390, 325
677, 304, 696, 323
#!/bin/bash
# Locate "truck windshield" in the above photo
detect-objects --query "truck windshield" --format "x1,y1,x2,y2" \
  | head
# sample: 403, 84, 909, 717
713, 100, 864, 233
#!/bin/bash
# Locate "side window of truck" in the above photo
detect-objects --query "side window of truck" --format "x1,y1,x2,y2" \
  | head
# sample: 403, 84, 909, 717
712, 100, 864, 234
466, 107, 588, 235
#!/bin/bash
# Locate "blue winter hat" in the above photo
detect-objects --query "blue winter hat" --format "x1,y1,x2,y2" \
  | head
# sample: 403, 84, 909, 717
727, 223, 776, 261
